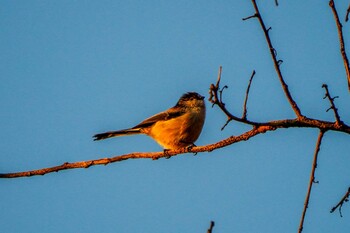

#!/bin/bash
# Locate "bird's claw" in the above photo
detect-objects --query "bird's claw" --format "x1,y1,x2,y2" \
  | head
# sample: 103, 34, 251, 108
163, 149, 171, 159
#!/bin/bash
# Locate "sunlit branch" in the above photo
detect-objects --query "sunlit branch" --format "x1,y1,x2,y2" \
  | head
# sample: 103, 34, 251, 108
0, 126, 273, 178
2, 116, 349, 179
298, 131, 325, 233
329, 0, 350, 91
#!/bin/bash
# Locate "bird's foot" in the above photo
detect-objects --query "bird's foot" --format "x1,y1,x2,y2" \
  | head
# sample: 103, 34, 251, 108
163, 149, 171, 159
186, 143, 197, 155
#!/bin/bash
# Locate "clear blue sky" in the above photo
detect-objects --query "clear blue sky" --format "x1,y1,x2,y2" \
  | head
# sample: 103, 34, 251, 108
1, 1, 350, 232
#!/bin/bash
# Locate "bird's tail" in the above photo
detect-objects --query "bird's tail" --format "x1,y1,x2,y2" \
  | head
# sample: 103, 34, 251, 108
93, 128, 141, 141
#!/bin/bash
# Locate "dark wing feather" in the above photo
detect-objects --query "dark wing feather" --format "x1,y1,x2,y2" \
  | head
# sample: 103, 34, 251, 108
132, 107, 185, 129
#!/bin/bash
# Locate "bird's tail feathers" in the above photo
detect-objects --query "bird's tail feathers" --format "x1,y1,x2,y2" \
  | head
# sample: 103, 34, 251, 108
93, 128, 141, 141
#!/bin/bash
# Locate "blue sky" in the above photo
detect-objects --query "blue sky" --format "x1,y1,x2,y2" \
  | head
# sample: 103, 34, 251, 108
1, 1, 350, 232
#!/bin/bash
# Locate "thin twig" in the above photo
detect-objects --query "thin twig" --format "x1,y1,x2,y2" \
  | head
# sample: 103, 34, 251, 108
298, 131, 325, 233
209, 66, 236, 130
207, 221, 215, 233
329, 0, 350, 91
345, 4, 350, 22
247, 0, 303, 118
209, 69, 349, 133
322, 84, 342, 125
330, 187, 350, 217
275, 0, 279, 7
242, 70, 256, 120
242, 14, 258, 21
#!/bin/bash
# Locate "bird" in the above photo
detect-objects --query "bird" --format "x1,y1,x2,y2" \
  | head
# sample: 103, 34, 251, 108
93, 92, 206, 150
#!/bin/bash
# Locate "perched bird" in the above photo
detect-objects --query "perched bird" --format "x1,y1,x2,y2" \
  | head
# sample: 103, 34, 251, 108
93, 92, 206, 150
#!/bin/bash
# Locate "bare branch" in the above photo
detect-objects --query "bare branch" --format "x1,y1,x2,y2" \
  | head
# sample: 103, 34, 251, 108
207, 221, 215, 233
330, 187, 350, 217
1, 117, 349, 178
298, 131, 325, 233
346, 4, 350, 22
242, 14, 258, 21
242, 70, 256, 120
247, 0, 303, 118
0, 126, 272, 178
322, 84, 342, 125
329, 0, 350, 91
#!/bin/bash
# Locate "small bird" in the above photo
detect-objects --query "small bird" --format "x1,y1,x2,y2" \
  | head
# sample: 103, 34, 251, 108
93, 92, 206, 150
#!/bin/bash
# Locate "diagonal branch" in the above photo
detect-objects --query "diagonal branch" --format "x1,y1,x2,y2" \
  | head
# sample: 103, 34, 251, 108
346, 4, 350, 22
244, 0, 303, 118
329, 0, 350, 91
330, 187, 350, 217
242, 70, 256, 120
322, 84, 342, 125
298, 131, 325, 233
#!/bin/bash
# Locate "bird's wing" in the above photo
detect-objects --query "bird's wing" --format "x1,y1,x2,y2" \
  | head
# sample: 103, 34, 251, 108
132, 107, 185, 129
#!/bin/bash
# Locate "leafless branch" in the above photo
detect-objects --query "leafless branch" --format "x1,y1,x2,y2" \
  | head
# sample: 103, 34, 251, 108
329, 0, 350, 91
1, 116, 349, 178
275, 0, 279, 7
322, 84, 342, 125
345, 4, 350, 22
242, 14, 258, 21
242, 70, 256, 120
298, 131, 325, 233
207, 221, 215, 233
245, 0, 303, 118
330, 187, 350, 217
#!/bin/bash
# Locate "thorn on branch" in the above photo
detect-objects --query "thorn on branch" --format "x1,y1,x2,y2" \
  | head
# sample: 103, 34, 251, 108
277, 60, 283, 66
221, 118, 233, 131
267, 26, 272, 33
219, 85, 228, 103
330, 187, 350, 217
322, 84, 342, 125
242, 13, 258, 21
272, 48, 277, 57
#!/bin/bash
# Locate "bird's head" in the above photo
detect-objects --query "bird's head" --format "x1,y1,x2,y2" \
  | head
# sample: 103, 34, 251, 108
176, 92, 205, 108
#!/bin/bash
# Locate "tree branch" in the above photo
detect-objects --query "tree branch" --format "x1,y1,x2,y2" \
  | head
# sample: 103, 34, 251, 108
298, 131, 325, 233
207, 221, 215, 233
346, 4, 350, 22
330, 187, 350, 217
242, 70, 256, 120
245, 0, 303, 118
322, 84, 342, 125
329, 0, 350, 91
1, 116, 349, 178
